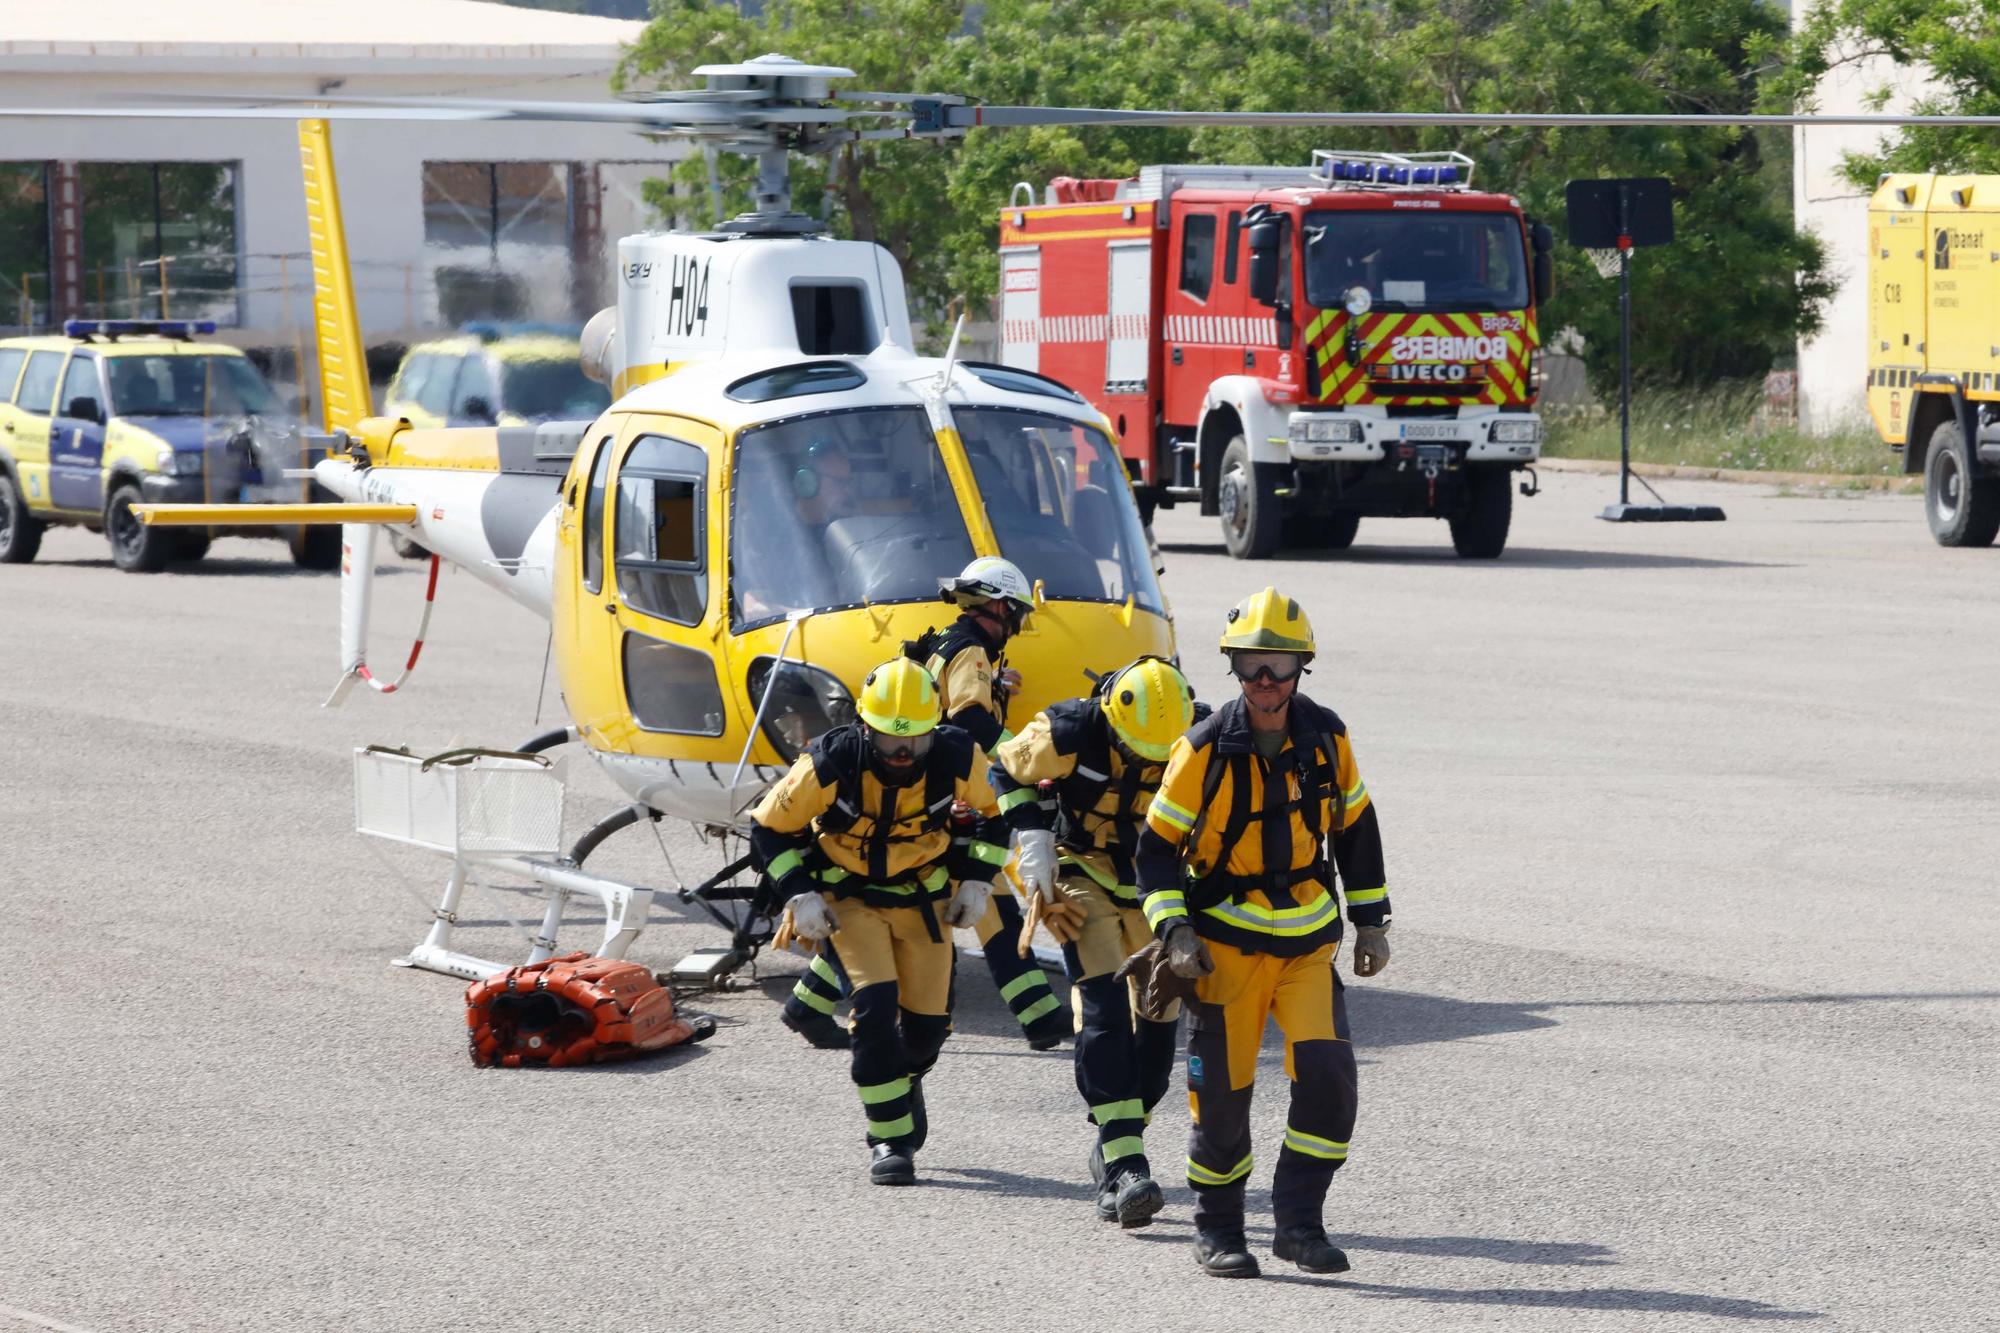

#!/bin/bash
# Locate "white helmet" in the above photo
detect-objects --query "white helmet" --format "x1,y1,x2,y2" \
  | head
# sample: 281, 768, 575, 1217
940, 555, 1035, 621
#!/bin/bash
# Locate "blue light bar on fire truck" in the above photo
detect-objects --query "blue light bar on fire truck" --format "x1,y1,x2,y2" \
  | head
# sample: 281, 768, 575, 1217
62, 319, 217, 341
1310, 150, 1475, 191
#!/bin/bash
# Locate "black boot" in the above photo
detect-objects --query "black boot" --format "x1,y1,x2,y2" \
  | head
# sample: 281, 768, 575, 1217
1024, 1008, 1071, 1051
1096, 1170, 1165, 1228
868, 1142, 916, 1186
907, 1078, 928, 1153
1272, 1225, 1350, 1274
1193, 1227, 1261, 1279
781, 1006, 849, 1050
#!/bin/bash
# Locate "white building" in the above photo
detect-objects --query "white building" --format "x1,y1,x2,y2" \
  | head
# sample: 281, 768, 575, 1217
0, 0, 683, 358
1791, 25, 1933, 435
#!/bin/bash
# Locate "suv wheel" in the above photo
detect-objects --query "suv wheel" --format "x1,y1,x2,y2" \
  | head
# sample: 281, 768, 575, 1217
292, 525, 342, 571
0, 471, 44, 564
105, 481, 170, 572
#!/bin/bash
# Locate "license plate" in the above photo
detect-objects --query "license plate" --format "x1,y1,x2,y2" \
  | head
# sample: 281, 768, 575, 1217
1399, 422, 1464, 441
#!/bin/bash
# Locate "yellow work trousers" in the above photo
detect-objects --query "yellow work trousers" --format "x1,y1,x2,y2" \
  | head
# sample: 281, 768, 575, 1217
1184, 939, 1356, 1232
828, 899, 954, 1148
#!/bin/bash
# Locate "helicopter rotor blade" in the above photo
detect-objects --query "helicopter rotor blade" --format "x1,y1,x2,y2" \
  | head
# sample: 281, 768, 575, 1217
914, 102, 2000, 133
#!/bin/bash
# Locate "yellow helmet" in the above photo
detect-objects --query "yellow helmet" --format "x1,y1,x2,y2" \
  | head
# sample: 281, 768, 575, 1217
1099, 656, 1196, 762
1219, 587, 1316, 657
857, 657, 942, 737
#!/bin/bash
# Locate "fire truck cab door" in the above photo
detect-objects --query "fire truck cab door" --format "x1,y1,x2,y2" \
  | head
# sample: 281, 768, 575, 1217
1000, 249, 1041, 373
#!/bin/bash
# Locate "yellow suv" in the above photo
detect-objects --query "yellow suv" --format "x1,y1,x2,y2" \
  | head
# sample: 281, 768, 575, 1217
0, 319, 335, 572
385, 324, 610, 429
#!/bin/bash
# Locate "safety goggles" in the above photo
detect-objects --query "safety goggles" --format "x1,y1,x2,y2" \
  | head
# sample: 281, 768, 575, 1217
869, 729, 934, 764
1228, 651, 1306, 684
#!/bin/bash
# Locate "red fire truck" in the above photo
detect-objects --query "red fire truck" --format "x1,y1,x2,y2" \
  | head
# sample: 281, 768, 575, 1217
997, 151, 1555, 558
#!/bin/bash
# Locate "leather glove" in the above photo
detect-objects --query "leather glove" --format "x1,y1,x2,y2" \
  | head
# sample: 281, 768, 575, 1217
1163, 921, 1214, 979
944, 879, 992, 929
1013, 829, 1059, 903
1352, 925, 1391, 977
784, 892, 835, 942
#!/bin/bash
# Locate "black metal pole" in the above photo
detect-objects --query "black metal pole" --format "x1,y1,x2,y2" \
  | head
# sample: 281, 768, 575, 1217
1617, 185, 1632, 508
1619, 244, 1631, 506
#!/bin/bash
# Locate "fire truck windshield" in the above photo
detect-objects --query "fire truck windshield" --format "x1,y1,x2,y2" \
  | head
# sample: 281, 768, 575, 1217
1304, 210, 1529, 313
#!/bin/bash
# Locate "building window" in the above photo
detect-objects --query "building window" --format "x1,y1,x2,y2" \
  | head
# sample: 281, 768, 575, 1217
1, 164, 50, 330
422, 162, 575, 325
78, 163, 240, 325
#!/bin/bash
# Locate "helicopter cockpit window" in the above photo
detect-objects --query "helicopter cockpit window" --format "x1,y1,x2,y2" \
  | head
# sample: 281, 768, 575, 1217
614, 434, 706, 627
955, 407, 1164, 616
959, 362, 1085, 405
725, 361, 866, 404
731, 406, 975, 629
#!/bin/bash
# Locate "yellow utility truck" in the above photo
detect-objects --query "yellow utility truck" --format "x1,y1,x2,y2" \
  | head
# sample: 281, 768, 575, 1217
1868, 172, 2000, 546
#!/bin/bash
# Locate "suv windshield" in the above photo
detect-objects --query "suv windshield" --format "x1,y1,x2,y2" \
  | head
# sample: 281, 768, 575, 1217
105, 354, 281, 417
500, 356, 611, 420
1304, 210, 1528, 312
954, 408, 1163, 615
731, 407, 974, 628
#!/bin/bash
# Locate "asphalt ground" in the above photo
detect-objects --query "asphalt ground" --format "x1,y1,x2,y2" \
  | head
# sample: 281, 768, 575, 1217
2, 470, 1996, 1332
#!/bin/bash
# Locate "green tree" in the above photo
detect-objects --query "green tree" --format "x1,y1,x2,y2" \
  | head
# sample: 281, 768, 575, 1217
622, 0, 1827, 386
1776, 0, 2000, 185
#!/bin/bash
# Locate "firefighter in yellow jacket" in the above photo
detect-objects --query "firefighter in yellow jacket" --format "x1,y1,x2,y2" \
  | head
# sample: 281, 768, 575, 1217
992, 656, 1197, 1229
915, 555, 1070, 1051
750, 657, 1004, 1186
1135, 589, 1392, 1279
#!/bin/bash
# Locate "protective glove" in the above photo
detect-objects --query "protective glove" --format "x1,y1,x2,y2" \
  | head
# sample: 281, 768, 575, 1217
1352, 925, 1391, 977
1013, 828, 1059, 903
784, 891, 835, 942
944, 879, 993, 929
1163, 921, 1214, 979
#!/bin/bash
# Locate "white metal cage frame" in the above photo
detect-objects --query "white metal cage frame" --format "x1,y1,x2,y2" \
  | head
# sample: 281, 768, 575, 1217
353, 747, 656, 982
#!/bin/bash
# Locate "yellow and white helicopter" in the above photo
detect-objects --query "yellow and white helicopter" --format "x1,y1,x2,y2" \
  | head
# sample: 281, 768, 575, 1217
30, 55, 2000, 984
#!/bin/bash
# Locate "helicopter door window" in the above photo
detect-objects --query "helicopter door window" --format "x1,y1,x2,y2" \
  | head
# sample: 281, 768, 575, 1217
613, 433, 706, 627
580, 435, 612, 594
622, 631, 726, 736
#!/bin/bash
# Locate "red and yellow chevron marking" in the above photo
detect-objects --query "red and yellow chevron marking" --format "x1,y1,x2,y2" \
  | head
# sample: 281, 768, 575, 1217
1302, 307, 1540, 407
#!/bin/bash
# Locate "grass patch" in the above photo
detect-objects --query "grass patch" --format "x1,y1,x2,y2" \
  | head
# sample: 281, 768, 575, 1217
1543, 382, 1897, 476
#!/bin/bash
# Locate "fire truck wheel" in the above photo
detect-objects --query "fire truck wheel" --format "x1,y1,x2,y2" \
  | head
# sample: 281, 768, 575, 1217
1924, 420, 2000, 548
1449, 465, 1513, 559
171, 532, 212, 563
1286, 511, 1360, 551
1217, 436, 1283, 560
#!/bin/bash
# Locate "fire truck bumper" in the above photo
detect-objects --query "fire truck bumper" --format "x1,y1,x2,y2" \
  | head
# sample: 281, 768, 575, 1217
1285, 412, 1543, 465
